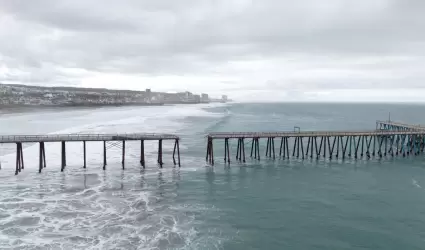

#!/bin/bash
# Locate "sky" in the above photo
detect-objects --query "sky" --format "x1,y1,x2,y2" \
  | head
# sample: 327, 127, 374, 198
1, 0, 425, 102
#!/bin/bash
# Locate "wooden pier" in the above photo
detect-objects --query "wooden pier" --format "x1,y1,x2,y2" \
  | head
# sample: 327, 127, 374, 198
0, 133, 181, 175
206, 121, 425, 165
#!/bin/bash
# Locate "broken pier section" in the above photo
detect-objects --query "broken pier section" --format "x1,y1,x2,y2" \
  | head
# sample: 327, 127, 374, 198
0, 133, 180, 175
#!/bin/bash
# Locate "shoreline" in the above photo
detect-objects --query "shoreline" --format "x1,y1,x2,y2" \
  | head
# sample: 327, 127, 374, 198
0, 102, 223, 115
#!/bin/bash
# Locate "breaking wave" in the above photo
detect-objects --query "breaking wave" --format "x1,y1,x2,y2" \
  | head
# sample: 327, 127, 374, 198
0, 104, 229, 249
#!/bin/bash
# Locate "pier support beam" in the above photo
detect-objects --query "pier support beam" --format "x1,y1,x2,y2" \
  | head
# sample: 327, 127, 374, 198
20, 143, 24, 171
83, 141, 86, 168
173, 139, 182, 167
15, 143, 24, 175
61, 141, 66, 172
237, 138, 241, 160
158, 139, 163, 167
242, 138, 246, 162
39, 142, 46, 173
140, 140, 145, 168
103, 141, 107, 170
122, 141, 125, 169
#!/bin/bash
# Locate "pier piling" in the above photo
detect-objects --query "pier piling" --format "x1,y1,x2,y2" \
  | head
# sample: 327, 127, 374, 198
140, 140, 145, 168
83, 141, 86, 168
103, 141, 107, 170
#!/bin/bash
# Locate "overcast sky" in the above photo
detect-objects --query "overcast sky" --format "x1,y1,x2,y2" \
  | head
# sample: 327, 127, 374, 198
1, 0, 425, 102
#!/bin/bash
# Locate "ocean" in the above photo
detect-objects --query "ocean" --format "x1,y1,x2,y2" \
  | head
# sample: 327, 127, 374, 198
1, 102, 425, 250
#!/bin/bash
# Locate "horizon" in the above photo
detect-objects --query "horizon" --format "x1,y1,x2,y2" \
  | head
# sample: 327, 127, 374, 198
5, 82, 425, 104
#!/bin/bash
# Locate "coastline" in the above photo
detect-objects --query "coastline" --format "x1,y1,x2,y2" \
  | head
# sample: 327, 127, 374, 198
0, 101, 223, 115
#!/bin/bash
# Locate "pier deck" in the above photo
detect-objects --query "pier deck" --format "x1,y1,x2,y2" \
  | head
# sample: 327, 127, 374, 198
205, 121, 425, 165
0, 133, 179, 143
207, 130, 425, 139
0, 132, 181, 175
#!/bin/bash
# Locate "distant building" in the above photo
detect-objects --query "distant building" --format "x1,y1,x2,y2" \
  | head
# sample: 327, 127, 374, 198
201, 93, 209, 103
194, 94, 201, 103
222, 95, 228, 102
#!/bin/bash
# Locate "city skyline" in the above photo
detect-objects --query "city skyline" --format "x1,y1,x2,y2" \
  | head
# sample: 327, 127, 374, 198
0, 82, 229, 106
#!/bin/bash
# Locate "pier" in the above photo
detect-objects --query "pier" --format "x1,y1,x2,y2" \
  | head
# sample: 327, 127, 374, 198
206, 121, 425, 165
0, 133, 181, 175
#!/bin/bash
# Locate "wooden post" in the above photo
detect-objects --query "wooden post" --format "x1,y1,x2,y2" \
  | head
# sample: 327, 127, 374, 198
141, 140, 145, 168
236, 138, 240, 160
250, 139, 255, 158
206, 139, 210, 163
272, 137, 275, 159
355, 136, 361, 159
311, 137, 314, 158
330, 137, 336, 159
253, 138, 257, 160
266, 138, 270, 157
39, 142, 43, 173
19, 143, 24, 170
242, 138, 246, 163
61, 141, 66, 171
173, 139, 178, 165
122, 140, 125, 169
177, 139, 181, 167
211, 139, 214, 165
83, 141, 86, 168
306, 137, 311, 157
42, 142, 46, 169
256, 138, 260, 160
15, 143, 20, 175
323, 137, 327, 158
336, 136, 340, 158
343, 136, 349, 159
239, 138, 243, 161
300, 137, 304, 159
327, 137, 332, 159
227, 139, 230, 163
158, 139, 163, 167
285, 137, 289, 159
280, 137, 284, 157
384, 135, 388, 156
103, 141, 107, 170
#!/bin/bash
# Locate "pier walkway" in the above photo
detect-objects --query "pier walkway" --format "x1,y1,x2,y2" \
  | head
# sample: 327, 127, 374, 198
0, 133, 180, 175
205, 121, 425, 165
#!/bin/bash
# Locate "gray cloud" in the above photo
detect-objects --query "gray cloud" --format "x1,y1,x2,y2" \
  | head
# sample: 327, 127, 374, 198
1, 0, 425, 100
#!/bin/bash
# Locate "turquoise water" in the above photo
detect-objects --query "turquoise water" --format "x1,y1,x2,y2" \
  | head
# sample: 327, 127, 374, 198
1, 103, 425, 249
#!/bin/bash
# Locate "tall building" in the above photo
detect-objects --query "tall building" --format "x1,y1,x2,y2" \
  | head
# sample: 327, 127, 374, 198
221, 95, 228, 102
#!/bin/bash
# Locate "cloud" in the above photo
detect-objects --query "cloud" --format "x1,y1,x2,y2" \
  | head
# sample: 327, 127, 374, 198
1, 0, 425, 101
